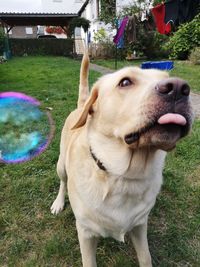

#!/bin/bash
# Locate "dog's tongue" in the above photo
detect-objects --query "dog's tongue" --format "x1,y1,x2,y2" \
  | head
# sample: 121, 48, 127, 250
158, 113, 186, 126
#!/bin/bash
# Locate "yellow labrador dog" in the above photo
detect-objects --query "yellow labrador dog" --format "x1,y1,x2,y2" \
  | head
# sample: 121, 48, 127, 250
51, 52, 193, 267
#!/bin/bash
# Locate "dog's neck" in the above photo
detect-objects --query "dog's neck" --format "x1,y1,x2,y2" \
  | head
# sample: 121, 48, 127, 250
88, 129, 165, 178
88, 130, 132, 176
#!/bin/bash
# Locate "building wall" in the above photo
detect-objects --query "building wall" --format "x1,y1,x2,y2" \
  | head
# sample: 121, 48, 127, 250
8, 26, 38, 39
80, 0, 115, 43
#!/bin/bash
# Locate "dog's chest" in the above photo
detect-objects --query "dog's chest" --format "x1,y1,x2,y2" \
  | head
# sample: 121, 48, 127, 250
77, 173, 162, 242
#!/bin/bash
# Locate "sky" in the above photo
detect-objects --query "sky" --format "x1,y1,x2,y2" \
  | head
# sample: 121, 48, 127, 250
0, 0, 84, 13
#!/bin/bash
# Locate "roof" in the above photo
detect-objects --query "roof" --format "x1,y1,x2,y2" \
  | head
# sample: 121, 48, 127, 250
0, 13, 79, 26
0, 1, 89, 27
0, 0, 87, 14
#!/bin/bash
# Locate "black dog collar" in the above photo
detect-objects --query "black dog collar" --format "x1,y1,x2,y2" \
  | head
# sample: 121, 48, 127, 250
90, 147, 107, 171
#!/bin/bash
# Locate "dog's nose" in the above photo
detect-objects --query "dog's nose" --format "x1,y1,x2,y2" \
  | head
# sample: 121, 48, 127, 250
155, 78, 190, 101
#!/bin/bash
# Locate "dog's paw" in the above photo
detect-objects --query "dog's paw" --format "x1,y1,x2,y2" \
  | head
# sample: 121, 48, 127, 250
50, 197, 65, 215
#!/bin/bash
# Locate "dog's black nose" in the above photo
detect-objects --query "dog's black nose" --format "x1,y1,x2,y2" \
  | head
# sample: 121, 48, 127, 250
156, 78, 190, 101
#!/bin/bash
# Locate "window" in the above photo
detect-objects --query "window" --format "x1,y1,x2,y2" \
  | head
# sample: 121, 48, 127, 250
25, 27, 33, 34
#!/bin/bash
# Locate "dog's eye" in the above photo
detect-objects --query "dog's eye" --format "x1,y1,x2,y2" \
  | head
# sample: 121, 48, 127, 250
119, 78, 132, 88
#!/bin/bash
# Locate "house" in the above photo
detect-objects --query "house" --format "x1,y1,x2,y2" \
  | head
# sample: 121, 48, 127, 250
80, 0, 152, 43
0, 0, 88, 39
7, 26, 38, 39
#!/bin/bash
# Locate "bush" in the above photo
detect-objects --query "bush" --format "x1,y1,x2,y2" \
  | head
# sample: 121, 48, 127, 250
90, 28, 116, 59
9, 38, 74, 56
139, 30, 169, 59
189, 47, 200, 65
165, 14, 200, 59
93, 28, 108, 43
125, 27, 169, 59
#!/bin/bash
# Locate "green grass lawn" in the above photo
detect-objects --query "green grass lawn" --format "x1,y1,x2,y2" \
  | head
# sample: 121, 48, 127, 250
0, 56, 199, 267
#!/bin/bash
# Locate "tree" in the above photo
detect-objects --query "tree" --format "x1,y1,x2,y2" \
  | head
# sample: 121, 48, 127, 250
68, 17, 90, 37
99, 0, 116, 25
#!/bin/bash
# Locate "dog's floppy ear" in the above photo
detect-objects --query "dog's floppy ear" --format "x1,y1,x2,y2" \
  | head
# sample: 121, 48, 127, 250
71, 87, 98, 129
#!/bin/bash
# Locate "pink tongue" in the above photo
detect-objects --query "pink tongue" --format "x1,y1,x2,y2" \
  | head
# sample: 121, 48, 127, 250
158, 113, 186, 126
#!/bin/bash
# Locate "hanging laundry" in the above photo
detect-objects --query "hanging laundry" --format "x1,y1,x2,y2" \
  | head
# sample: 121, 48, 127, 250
151, 3, 171, 34
88, 31, 91, 44
164, 0, 179, 26
113, 17, 129, 45
141, 11, 147, 22
117, 35, 124, 49
142, 13, 155, 31
126, 15, 137, 44
179, 0, 200, 24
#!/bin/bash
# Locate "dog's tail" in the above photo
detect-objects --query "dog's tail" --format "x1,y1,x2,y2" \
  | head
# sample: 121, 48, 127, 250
78, 50, 90, 108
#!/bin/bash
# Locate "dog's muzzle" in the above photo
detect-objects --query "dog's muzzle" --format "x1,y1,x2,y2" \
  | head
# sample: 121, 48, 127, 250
124, 77, 193, 150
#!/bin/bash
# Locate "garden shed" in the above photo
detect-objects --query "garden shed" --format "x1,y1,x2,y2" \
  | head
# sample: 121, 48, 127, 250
0, 0, 89, 57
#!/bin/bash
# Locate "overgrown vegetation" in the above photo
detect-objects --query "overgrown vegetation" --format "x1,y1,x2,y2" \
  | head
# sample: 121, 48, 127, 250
126, 24, 169, 59
165, 13, 200, 59
0, 56, 199, 266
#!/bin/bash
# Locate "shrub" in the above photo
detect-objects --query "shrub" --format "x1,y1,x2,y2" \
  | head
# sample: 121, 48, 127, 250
125, 27, 169, 59
189, 47, 200, 65
139, 30, 169, 59
9, 38, 74, 56
93, 28, 108, 43
90, 28, 116, 59
165, 14, 200, 59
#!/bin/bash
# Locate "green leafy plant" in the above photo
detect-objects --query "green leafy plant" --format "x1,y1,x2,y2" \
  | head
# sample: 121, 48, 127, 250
93, 28, 108, 43
68, 17, 90, 37
165, 14, 200, 59
99, 0, 117, 25
91, 28, 115, 59
124, 24, 169, 59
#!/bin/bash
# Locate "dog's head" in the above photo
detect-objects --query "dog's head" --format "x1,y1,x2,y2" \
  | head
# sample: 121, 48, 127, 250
72, 67, 193, 151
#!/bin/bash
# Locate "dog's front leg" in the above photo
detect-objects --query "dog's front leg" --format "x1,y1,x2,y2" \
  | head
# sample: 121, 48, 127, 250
130, 221, 152, 267
76, 221, 98, 267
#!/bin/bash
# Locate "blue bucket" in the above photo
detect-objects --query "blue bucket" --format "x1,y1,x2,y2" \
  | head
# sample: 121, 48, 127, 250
141, 61, 174, 70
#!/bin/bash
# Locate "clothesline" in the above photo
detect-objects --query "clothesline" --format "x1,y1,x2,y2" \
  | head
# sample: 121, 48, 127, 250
152, 0, 200, 35
113, 0, 200, 46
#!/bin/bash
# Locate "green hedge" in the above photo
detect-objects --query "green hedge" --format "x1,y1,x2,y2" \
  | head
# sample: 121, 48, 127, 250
0, 37, 4, 54
0, 27, 5, 54
9, 38, 74, 56
165, 13, 200, 59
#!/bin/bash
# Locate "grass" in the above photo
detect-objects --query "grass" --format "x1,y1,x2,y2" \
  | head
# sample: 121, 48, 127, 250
91, 59, 200, 94
0, 56, 199, 267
